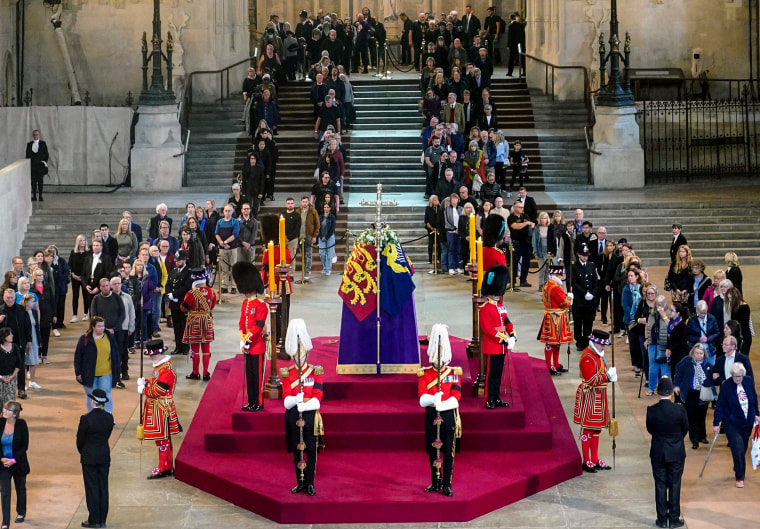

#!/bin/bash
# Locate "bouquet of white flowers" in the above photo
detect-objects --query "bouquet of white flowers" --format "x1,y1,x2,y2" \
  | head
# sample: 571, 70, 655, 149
355, 226, 400, 248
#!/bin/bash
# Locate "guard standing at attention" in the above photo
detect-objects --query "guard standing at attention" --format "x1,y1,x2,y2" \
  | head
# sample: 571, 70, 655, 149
280, 319, 323, 496
232, 261, 269, 412
418, 323, 462, 497
181, 268, 217, 380
479, 264, 516, 409
571, 243, 598, 351
574, 329, 617, 473
139, 339, 182, 479
539, 264, 574, 375
165, 250, 193, 355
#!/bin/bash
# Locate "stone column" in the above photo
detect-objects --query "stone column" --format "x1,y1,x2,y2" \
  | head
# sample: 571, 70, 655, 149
591, 105, 644, 189
130, 105, 183, 191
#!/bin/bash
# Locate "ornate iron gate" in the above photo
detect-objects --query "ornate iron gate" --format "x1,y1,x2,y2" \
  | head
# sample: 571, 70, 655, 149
639, 90, 760, 182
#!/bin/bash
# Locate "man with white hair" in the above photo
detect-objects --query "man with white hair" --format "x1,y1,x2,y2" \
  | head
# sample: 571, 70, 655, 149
418, 324, 461, 496
686, 300, 721, 364
148, 203, 173, 241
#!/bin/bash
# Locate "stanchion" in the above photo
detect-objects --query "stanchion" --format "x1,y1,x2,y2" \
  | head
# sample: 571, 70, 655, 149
344, 230, 352, 274
217, 256, 225, 304
264, 290, 283, 399
275, 266, 291, 358
507, 242, 515, 292
295, 238, 309, 284
430, 230, 439, 275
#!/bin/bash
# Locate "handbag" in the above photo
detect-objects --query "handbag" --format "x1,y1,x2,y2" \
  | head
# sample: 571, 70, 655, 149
654, 346, 668, 364
699, 384, 716, 402
751, 424, 760, 470
472, 173, 483, 192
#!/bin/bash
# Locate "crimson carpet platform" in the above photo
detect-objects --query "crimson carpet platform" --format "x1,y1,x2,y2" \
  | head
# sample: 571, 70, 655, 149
175, 336, 581, 524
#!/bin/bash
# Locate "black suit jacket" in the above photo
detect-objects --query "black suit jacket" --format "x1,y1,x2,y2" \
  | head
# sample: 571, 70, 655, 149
0, 418, 30, 475
670, 233, 687, 263
130, 223, 143, 243
25, 140, 49, 178
100, 236, 118, 260
76, 408, 114, 465
646, 399, 688, 463
713, 352, 754, 387
0, 302, 32, 348
166, 265, 193, 310
714, 376, 760, 429
81, 253, 114, 291
519, 196, 538, 224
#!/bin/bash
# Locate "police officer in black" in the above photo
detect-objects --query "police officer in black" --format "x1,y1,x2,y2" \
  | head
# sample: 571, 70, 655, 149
572, 243, 598, 351
165, 251, 193, 355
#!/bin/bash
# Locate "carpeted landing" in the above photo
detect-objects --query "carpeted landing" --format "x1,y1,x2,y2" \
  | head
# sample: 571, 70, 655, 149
175, 336, 581, 524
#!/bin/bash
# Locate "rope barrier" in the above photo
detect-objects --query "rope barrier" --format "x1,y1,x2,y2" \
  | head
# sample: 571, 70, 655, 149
385, 42, 417, 73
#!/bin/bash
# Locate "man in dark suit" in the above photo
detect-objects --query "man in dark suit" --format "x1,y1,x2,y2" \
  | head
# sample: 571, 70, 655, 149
483, 6, 504, 63
646, 377, 688, 529
1, 289, 31, 399
712, 336, 753, 387
77, 388, 115, 529
122, 211, 143, 243
506, 14, 525, 77
82, 240, 115, 304
25, 129, 49, 201
572, 243, 598, 350
461, 5, 480, 49
670, 223, 687, 264
574, 221, 599, 260
516, 187, 537, 223
99, 224, 118, 260
685, 301, 721, 361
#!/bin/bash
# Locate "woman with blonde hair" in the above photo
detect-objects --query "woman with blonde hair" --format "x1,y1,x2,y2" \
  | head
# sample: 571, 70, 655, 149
667, 244, 693, 303
115, 219, 138, 262
532, 211, 551, 290
21, 295, 40, 390
69, 234, 89, 323
724, 251, 742, 293
703, 269, 725, 310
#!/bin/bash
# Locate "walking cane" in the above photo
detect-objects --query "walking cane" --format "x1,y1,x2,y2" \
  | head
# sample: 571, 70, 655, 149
609, 288, 619, 470
699, 430, 721, 478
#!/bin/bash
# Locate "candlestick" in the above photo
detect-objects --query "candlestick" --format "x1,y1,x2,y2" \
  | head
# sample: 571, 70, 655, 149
268, 241, 276, 294
469, 214, 476, 265
476, 238, 483, 293
278, 216, 286, 266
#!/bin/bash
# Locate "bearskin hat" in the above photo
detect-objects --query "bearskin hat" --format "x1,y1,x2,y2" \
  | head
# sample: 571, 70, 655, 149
481, 264, 508, 297
483, 214, 506, 248
258, 214, 279, 244
232, 261, 264, 296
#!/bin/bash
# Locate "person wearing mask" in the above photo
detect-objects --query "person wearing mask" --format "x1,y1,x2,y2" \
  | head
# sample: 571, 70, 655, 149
0, 401, 29, 527
76, 389, 114, 529
646, 377, 688, 529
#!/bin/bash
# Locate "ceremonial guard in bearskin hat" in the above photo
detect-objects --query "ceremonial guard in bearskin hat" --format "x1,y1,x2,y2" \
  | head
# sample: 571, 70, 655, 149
280, 319, 324, 496
481, 214, 507, 272
479, 264, 516, 409
181, 268, 217, 381
418, 324, 462, 497
232, 261, 269, 412
573, 329, 617, 473
138, 339, 182, 479
539, 264, 574, 375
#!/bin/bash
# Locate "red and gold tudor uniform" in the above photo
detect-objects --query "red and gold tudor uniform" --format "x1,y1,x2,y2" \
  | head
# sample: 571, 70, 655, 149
239, 295, 268, 410
181, 268, 218, 379
280, 362, 324, 494
418, 363, 462, 496
479, 265, 515, 409
538, 265, 573, 375
573, 330, 616, 473
140, 339, 182, 479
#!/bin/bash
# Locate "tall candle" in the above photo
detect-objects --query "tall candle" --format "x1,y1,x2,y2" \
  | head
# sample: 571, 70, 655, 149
278, 215, 286, 265
476, 238, 484, 293
268, 241, 276, 294
469, 214, 476, 265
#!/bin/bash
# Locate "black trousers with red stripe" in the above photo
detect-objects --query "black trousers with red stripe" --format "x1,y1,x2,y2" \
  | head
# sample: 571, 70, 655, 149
244, 353, 264, 407
485, 354, 505, 403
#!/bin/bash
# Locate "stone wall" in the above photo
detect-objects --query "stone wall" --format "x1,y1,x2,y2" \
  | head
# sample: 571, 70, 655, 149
22, 0, 248, 106
0, 159, 32, 269
0, 0, 18, 106
525, 0, 750, 101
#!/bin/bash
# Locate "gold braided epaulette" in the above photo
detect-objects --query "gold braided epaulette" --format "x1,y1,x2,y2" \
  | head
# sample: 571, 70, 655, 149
279, 367, 289, 378
312, 365, 324, 375
451, 366, 463, 375
418, 366, 433, 377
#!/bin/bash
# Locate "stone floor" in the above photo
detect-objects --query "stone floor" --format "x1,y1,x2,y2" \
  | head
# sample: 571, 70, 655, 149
12, 184, 759, 529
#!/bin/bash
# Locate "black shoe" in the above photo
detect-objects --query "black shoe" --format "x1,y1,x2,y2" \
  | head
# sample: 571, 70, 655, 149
485, 400, 496, 409
81, 522, 104, 528
186, 373, 201, 380
601, 319, 608, 325
519, 281, 532, 287
670, 518, 685, 528
424, 481, 441, 493
556, 364, 568, 373
595, 461, 612, 470
32, 196, 37, 201
699, 438, 709, 444
15, 515, 24, 523
291, 482, 305, 494
241, 404, 263, 412
122, 373, 130, 381
495, 399, 510, 408
169, 348, 179, 355
39, 196, 43, 201
181, 349, 189, 355
147, 470, 169, 480
692, 442, 699, 449
655, 521, 668, 528
115, 381, 126, 389
17, 390, 27, 400
582, 462, 597, 473
442, 485, 453, 496
306, 484, 316, 496
202, 373, 211, 381
549, 367, 562, 376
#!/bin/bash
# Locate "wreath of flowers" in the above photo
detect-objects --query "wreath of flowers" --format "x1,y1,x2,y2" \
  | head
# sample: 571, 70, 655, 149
355, 226, 400, 247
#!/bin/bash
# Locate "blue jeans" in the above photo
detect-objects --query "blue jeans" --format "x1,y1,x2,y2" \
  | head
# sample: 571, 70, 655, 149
84, 373, 113, 413
152, 292, 162, 333
139, 306, 153, 342
446, 232, 461, 270
439, 235, 449, 271
319, 235, 335, 275
648, 345, 671, 391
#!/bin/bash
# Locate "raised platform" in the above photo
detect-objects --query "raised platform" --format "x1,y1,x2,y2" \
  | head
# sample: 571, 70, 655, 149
174, 337, 580, 524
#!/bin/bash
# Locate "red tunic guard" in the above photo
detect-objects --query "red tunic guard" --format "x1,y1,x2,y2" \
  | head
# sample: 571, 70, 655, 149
261, 246, 293, 295
482, 246, 507, 273
240, 296, 269, 409
479, 298, 515, 408
181, 282, 218, 379
539, 277, 573, 374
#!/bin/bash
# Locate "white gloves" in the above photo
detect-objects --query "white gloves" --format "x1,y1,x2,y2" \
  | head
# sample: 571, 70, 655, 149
507, 336, 517, 350
607, 367, 618, 383
419, 393, 436, 407
296, 392, 305, 403
436, 396, 459, 411
167, 294, 177, 302
284, 395, 298, 409
567, 292, 574, 300
434, 391, 443, 406
137, 378, 146, 394
297, 398, 320, 412
584, 292, 594, 301
239, 340, 247, 353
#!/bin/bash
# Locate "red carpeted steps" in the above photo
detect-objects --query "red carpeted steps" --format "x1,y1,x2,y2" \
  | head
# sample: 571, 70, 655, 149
175, 337, 580, 524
